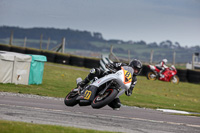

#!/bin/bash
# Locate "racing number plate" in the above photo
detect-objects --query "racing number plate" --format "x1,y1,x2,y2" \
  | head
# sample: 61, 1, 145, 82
84, 90, 92, 100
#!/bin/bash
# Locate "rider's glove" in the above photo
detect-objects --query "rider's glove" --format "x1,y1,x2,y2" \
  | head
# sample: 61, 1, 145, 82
125, 89, 132, 96
125, 86, 134, 96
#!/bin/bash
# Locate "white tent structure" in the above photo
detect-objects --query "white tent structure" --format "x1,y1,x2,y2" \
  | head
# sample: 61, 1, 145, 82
12, 54, 32, 85
0, 53, 15, 83
0, 51, 32, 85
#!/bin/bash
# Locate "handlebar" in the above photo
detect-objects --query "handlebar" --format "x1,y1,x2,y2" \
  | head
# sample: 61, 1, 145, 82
105, 64, 117, 73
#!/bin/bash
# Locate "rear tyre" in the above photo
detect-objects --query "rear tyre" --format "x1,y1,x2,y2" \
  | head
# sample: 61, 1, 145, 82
170, 75, 179, 84
147, 71, 157, 80
64, 90, 79, 106
91, 89, 118, 109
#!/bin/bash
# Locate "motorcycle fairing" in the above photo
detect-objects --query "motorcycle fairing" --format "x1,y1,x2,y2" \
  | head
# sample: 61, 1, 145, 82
148, 64, 178, 82
76, 85, 98, 106
121, 66, 133, 84
91, 66, 133, 91
159, 70, 176, 81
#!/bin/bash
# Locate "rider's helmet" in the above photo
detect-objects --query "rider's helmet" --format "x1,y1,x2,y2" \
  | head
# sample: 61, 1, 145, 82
129, 59, 142, 75
162, 59, 168, 64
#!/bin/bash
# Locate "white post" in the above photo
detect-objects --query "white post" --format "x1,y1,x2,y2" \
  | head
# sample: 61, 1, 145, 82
40, 34, 43, 49
173, 51, 176, 65
9, 31, 13, 45
109, 45, 120, 62
109, 45, 113, 60
24, 37, 27, 47
47, 37, 50, 50
150, 50, 154, 64
62, 37, 65, 53
192, 53, 195, 69
128, 50, 130, 62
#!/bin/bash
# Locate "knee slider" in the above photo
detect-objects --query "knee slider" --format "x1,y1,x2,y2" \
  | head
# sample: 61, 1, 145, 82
90, 68, 96, 74
90, 68, 101, 75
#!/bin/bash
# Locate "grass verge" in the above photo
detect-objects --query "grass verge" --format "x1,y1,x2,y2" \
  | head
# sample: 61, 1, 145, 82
0, 120, 117, 133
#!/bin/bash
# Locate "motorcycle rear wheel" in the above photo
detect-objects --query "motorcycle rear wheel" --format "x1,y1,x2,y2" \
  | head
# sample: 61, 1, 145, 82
170, 75, 179, 84
147, 71, 157, 80
64, 90, 79, 106
91, 89, 118, 109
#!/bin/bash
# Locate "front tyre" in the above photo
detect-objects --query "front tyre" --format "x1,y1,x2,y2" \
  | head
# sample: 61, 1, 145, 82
91, 89, 118, 109
64, 90, 79, 106
170, 75, 179, 84
147, 71, 157, 80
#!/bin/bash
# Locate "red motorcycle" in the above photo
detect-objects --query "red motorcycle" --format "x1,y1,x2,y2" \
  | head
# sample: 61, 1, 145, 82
146, 65, 179, 84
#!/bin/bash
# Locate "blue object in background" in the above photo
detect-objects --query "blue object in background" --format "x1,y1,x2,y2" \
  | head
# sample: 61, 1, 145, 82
29, 55, 47, 85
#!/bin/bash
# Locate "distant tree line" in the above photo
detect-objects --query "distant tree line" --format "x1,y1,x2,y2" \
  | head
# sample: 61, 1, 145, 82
0, 26, 200, 63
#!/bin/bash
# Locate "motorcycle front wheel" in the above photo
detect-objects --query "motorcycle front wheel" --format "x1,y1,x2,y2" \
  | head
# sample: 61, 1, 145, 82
170, 75, 179, 84
91, 89, 118, 109
64, 90, 79, 106
147, 71, 157, 80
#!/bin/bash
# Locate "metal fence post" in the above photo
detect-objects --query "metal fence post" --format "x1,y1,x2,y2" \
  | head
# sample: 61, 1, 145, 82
192, 53, 195, 69
40, 34, 43, 49
173, 51, 176, 65
150, 50, 154, 64
62, 37, 65, 53
47, 37, 50, 50
24, 37, 27, 47
9, 31, 13, 45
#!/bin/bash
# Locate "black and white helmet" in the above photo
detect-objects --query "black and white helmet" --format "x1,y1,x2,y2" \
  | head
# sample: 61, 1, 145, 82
129, 59, 142, 75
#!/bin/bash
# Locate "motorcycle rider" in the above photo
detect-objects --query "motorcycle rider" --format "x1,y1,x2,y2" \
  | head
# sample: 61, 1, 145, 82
156, 59, 168, 78
78, 59, 142, 110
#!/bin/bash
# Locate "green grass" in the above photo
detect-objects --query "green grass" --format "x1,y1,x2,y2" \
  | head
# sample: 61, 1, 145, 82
0, 120, 116, 133
121, 76, 200, 113
0, 62, 200, 113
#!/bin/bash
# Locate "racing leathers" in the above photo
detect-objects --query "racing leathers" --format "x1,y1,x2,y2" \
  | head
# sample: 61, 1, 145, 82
155, 61, 168, 78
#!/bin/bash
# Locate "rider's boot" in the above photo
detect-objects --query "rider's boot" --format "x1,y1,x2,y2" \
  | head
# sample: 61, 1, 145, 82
159, 72, 164, 78
74, 78, 90, 95
78, 68, 99, 88
78, 77, 90, 88
108, 98, 121, 111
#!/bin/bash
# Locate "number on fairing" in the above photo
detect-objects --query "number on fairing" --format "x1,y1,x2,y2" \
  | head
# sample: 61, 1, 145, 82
84, 90, 92, 100
124, 70, 132, 82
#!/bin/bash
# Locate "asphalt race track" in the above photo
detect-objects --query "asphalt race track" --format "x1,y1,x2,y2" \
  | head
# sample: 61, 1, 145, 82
0, 92, 200, 133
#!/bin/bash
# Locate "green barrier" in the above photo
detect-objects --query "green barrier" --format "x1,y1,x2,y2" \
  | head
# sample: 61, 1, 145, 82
28, 55, 47, 85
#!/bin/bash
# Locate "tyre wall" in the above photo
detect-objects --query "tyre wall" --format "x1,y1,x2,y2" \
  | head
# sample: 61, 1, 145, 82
10, 46, 26, 54
140, 65, 149, 76
177, 69, 187, 82
69, 55, 85, 67
25, 48, 42, 55
0, 44, 11, 51
55, 53, 70, 65
187, 70, 200, 83
84, 58, 100, 68
41, 50, 56, 63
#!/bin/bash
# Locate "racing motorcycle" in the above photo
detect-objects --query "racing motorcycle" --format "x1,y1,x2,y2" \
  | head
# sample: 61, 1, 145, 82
64, 66, 133, 109
146, 65, 179, 84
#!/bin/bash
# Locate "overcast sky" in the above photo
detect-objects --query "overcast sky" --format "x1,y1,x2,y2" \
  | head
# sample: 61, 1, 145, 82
0, 0, 200, 47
